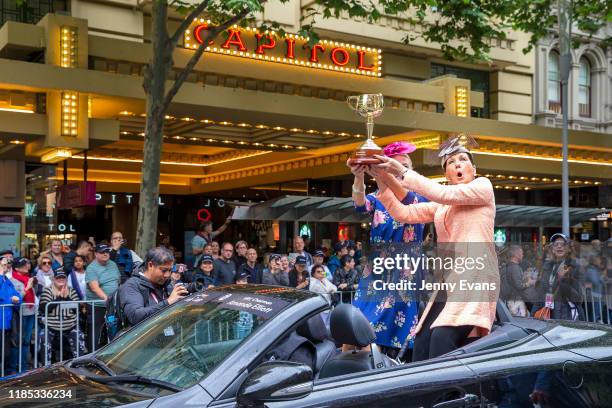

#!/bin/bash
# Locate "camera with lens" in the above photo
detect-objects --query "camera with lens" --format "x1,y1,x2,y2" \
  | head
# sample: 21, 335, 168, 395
179, 276, 206, 293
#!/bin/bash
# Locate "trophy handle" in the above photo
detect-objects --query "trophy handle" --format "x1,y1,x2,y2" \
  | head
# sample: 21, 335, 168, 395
347, 96, 359, 111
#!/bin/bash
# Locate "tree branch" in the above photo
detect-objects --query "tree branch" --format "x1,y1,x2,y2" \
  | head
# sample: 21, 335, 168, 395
169, 0, 211, 47
162, 9, 250, 112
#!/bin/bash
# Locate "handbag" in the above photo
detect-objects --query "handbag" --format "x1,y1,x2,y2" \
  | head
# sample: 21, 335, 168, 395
533, 306, 551, 320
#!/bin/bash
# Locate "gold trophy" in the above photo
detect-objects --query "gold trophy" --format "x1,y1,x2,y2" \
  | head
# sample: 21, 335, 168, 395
347, 93, 384, 165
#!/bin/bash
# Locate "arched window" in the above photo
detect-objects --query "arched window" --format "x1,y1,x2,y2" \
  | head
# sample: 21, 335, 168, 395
578, 57, 591, 117
547, 51, 561, 113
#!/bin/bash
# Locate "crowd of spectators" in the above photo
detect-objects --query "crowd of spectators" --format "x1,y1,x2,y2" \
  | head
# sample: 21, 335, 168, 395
498, 234, 612, 322
1, 223, 611, 375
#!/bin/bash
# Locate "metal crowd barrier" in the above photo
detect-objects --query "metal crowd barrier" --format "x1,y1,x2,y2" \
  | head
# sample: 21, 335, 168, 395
1, 300, 105, 377
582, 286, 609, 324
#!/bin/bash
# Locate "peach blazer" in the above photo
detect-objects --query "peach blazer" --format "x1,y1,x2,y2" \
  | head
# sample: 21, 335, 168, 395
379, 170, 500, 336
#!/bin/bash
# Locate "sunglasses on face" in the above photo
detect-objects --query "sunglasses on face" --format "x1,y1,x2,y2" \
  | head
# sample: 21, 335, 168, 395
42, 261, 52, 266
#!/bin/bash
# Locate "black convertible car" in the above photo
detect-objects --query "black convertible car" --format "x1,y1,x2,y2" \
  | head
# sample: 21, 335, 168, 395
1, 285, 611, 407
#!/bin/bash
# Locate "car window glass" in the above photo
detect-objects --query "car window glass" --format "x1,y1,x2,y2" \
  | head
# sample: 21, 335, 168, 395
96, 302, 266, 389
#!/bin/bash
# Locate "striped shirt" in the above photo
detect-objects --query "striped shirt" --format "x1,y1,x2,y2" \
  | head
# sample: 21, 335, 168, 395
39, 287, 81, 331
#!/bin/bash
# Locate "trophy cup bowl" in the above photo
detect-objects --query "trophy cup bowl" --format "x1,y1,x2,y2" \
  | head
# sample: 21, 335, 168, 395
347, 94, 384, 166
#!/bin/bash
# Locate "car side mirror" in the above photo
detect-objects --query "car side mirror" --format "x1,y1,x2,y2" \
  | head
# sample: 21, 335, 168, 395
237, 361, 313, 407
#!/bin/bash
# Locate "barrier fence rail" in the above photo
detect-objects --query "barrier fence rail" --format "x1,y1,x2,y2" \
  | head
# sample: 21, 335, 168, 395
1, 300, 105, 377
1, 282, 610, 378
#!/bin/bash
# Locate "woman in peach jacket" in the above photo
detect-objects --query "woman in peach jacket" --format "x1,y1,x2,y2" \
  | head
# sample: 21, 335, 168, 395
371, 135, 499, 361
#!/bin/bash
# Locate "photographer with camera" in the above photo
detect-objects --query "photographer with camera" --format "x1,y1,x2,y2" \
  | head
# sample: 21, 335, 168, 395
120, 247, 188, 327
110, 232, 134, 283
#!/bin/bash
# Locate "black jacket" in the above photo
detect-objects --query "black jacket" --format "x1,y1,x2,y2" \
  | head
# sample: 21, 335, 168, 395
533, 258, 584, 319
119, 274, 169, 326
333, 267, 359, 290
239, 262, 263, 284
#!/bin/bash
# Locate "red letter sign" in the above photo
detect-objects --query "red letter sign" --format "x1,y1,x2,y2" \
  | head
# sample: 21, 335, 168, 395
285, 38, 296, 59
310, 44, 325, 62
357, 50, 375, 71
331, 48, 350, 66
222, 29, 247, 51
255, 34, 277, 54
193, 24, 214, 45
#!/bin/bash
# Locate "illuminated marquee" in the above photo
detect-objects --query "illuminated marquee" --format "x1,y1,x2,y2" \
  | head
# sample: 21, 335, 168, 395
184, 20, 382, 77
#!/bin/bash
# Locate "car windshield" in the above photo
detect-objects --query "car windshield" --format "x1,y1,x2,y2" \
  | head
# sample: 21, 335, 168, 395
95, 290, 290, 389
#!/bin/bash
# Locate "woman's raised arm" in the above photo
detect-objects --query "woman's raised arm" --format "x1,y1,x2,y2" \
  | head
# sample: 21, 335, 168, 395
401, 170, 494, 206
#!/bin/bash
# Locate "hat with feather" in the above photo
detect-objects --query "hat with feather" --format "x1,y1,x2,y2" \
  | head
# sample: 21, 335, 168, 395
438, 133, 478, 169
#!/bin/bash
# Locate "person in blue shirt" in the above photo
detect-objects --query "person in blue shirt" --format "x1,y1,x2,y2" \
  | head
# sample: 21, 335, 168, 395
348, 141, 427, 357
327, 242, 348, 277
1, 255, 22, 373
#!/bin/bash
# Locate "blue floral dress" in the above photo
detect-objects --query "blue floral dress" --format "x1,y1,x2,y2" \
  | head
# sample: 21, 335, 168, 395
353, 191, 427, 349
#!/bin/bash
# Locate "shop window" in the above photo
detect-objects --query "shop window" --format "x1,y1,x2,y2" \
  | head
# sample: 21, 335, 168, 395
547, 51, 561, 113
578, 57, 591, 117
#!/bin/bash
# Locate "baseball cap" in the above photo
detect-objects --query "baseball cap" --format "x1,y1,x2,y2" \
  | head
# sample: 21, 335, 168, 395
201, 255, 214, 263
295, 255, 307, 265
235, 272, 250, 282
53, 265, 67, 278
314, 250, 325, 258
13, 257, 29, 268
269, 253, 281, 262
0, 249, 13, 257
95, 243, 112, 253
334, 242, 347, 252
550, 233, 569, 243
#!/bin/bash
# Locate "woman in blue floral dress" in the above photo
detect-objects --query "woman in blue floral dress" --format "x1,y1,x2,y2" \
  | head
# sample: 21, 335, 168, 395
348, 141, 427, 355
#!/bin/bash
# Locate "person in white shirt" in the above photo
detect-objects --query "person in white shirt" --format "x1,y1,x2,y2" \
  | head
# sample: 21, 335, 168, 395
309, 265, 337, 304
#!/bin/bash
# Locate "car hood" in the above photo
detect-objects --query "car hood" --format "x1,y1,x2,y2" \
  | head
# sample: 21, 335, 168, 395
542, 320, 612, 361
0, 365, 155, 407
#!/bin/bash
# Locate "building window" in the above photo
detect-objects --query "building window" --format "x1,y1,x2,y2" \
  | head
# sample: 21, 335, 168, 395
578, 57, 591, 117
431, 63, 490, 118
547, 51, 561, 113
0, 0, 67, 27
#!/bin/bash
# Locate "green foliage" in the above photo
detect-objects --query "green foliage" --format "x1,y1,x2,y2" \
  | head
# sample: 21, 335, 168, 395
167, 0, 609, 61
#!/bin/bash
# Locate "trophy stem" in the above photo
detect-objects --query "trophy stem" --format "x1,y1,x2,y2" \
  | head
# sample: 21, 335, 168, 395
366, 114, 374, 140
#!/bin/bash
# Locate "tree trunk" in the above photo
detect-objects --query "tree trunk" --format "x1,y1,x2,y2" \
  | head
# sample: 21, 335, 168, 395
136, 0, 172, 257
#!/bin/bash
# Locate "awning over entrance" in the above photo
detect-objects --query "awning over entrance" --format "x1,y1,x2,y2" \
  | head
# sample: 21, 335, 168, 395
231, 195, 607, 227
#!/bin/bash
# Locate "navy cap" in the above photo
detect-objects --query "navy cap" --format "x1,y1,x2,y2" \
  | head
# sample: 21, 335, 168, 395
53, 265, 67, 278
334, 242, 347, 252
0, 249, 13, 257
13, 257, 29, 268
200, 255, 214, 263
313, 250, 325, 257
550, 233, 569, 243
235, 272, 250, 282
295, 255, 307, 265
269, 253, 281, 262
95, 243, 112, 253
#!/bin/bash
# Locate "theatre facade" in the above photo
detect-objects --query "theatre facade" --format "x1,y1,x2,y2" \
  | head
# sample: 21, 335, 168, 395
0, 0, 610, 256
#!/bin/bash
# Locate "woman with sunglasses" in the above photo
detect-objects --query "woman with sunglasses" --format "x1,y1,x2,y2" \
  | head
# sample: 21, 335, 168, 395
35, 255, 55, 291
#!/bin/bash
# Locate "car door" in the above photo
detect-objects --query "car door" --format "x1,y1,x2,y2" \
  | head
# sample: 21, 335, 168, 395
458, 333, 599, 408
211, 356, 480, 408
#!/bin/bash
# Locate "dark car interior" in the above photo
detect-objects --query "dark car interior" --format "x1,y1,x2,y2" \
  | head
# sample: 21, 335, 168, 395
253, 300, 546, 384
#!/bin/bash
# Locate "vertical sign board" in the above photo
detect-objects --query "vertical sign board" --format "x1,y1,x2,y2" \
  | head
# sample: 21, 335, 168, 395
0, 214, 22, 256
